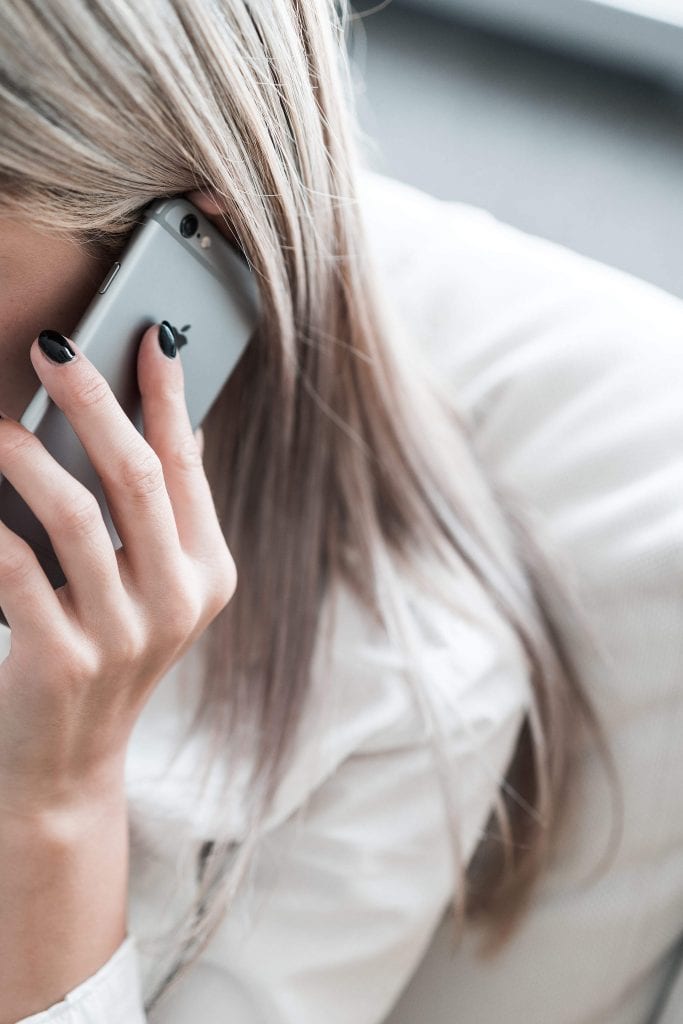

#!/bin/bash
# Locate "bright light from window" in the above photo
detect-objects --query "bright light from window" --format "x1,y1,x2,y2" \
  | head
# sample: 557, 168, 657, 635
589, 0, 683, 28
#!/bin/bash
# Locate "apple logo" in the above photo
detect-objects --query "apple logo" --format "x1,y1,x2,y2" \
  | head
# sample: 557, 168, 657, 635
168, 323, 192, 349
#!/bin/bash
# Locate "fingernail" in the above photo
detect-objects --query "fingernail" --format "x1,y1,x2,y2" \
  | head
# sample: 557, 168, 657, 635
158, 321, 177, 359
38, 329, 76, 364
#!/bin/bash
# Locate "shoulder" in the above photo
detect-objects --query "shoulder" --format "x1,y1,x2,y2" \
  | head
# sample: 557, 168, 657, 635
355, 167, 683, 374
354, 169, 683, 570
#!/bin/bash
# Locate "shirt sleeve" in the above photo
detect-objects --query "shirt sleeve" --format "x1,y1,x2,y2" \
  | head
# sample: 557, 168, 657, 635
12, 934, 146, 1024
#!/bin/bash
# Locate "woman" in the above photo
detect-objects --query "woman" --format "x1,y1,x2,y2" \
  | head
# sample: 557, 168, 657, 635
0, 1, 616, 1022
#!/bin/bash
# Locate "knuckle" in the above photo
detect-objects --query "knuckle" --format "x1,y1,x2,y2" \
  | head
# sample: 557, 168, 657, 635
147, 566, 199, 644
208, 552, 238, 612
0, 543, 34, 587
67, 647, 101, 684
0, 427, 36, 462
72, 373, 111, 411
96, 600, 148, 666
56, 490, 102, 538
119, 448, 165, 501
47, 634, 100, 684
160, 583, 200, 645
168, 432, 205, 475
111, 624, 147, 665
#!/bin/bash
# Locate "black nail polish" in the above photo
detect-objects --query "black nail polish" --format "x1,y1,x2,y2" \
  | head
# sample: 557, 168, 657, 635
38, 329, 75, 364
159, 321, 177, 359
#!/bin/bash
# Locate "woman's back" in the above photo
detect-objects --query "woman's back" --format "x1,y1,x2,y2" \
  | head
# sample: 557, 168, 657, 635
358, 170, 683, 1024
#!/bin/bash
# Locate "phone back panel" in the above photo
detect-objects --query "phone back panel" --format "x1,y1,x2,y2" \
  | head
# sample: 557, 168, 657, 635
0, 197, 260, 620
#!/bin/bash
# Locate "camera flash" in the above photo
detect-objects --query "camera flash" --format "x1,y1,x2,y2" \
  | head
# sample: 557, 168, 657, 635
200, 235, 212, 250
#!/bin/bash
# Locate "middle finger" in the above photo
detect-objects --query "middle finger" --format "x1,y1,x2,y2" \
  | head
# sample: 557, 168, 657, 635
30, 327, 184, 591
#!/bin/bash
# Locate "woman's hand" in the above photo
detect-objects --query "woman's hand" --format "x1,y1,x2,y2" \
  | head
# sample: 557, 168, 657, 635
0, 323, 237, 822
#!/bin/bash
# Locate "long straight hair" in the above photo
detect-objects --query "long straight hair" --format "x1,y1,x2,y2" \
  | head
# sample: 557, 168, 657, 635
0, 0, 621, 1014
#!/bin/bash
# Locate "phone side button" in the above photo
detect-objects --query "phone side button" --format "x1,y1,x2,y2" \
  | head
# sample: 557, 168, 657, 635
98, 262, 121, 294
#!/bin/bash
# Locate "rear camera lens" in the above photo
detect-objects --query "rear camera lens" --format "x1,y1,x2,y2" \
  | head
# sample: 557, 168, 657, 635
180, 214, 198, 238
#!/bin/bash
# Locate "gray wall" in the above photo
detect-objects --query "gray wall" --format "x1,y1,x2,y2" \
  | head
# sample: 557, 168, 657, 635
349, 3, 683, 299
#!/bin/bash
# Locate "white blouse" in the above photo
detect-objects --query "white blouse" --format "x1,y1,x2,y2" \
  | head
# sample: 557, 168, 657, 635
7, 168, 534, 1023
7, 537, 531, 1024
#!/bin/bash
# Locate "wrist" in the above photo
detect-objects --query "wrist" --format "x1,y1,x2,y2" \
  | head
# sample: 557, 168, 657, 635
0, 756, 128, 835
0, 786, 129, 1021
0, 780, 128, 846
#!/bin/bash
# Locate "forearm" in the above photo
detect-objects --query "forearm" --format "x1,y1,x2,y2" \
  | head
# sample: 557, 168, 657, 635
0, 791, 129, 1024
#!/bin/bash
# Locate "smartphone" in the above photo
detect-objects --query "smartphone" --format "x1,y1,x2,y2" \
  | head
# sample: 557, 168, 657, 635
0, 195, 260, 628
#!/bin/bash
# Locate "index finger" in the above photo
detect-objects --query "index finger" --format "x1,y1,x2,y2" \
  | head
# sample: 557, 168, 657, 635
31, 326, 183, 586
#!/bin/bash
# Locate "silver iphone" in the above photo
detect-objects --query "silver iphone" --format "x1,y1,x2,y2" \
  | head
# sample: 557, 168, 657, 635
0, 196, 260, 627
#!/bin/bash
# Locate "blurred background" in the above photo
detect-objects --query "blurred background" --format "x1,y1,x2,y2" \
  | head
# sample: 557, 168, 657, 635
347, 0, 683, 299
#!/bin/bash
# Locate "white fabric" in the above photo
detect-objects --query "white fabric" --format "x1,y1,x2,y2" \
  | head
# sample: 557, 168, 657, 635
8, 168, 683, 1023
9, 553, 530, 1024
361, 173, 683, 1024
9, 935, 145, 1023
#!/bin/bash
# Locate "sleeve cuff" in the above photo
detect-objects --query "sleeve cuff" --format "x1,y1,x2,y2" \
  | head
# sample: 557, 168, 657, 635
14, 934, 146, 1024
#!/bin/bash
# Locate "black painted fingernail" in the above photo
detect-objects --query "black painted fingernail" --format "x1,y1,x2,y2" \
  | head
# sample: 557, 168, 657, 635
158, 321, 177, 359
38, 329, 76, 364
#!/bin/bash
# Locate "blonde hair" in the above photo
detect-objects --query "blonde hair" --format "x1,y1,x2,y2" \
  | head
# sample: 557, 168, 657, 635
0, 0, 621, 1014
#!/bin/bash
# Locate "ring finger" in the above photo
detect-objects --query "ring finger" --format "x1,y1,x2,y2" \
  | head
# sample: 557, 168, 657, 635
0, 516, 68, 639
0, 420, 126, 625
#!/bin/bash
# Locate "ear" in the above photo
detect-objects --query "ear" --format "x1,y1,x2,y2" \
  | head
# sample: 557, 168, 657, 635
183, 189, 241, 253
184, 188, 222, 216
